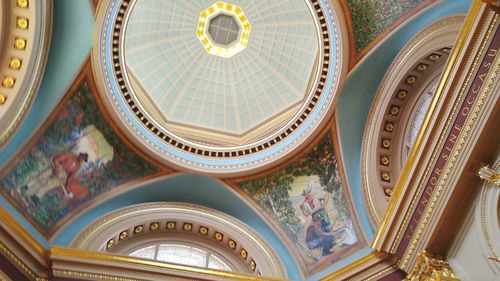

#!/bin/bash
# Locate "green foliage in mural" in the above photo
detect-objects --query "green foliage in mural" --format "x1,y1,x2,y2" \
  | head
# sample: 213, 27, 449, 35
0, 81, 157, 232
240, 133, 348, 242
242, 172, 303, 240
347, 0, 424, 52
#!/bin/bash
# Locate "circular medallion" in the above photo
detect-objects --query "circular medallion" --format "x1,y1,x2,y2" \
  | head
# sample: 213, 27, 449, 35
93, 0, 344, 175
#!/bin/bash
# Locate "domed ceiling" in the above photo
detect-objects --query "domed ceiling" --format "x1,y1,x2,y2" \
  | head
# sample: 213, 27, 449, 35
93, 0, 344, 175
0, 0, 474, 280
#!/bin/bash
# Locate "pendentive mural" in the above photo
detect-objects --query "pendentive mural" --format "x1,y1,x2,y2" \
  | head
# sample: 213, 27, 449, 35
239, 132, 364, 274
0, 73, 159, 236
346, 0, 427, 52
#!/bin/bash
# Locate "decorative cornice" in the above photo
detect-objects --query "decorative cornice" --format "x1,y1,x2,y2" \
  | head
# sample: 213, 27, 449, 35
71, 202, 285, 278
361, 15, 464, 227
373, 0, 483, 250
0, 0, 52, 147
373, 0, 500, 272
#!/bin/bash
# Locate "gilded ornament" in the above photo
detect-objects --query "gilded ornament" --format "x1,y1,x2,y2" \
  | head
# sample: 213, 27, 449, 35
14, 38, 27, 50
397, 90, 408, 99
16, 0, 28, 8
240, 249, 247, 259
134, 225, 143, 234
250, 260, 256, 271
0, 94, 6, 105
390, 106, 400, 116
182, 223, 193, 231
428, 53, 441, 61
406, 76, 417, 85
16, 17, 29, 29
405, 251, 459, 281
384, 188, 393, 196
119, 231, 127, 240
149, 222, 159, 231
381, 172, 390, 182
380, 156, 389, 166
106, 239, 114, 249
477, 165, 500, 187
214, 232, 223, 241
199, 226, 208, 235
385, 122, 394, 132
382, 139, 391, 148
2, 76, 15, 88
166, 221, 176, 230
416, 64, 428, 72
228, 239, 237, 249
9, 58, 22, 70
183, 223, 193, 231
442, 47, 452, 54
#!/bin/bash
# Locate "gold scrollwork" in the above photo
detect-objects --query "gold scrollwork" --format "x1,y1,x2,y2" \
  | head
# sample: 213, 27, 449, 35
405, 251, 459, 281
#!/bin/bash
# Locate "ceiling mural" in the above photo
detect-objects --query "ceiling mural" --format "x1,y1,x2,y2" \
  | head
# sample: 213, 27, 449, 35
0, 0, 480, 280
93, 0, 345, 175
345, 0, 431, 62
0, 66, 161, 236
237, 129, 365, 276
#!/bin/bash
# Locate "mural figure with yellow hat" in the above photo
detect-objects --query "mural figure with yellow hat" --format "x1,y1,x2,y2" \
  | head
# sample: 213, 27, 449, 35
300, 180, 332, 232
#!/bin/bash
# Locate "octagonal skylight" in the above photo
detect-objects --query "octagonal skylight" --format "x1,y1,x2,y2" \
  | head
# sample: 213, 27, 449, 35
196, 2, 251, 59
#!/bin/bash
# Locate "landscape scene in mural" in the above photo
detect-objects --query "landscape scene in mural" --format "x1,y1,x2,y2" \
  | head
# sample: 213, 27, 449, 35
240, 133, 361, 271
0, 81, 158, 233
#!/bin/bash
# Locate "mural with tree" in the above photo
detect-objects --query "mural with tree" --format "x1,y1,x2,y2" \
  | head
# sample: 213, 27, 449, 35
240, 133, 363, 273
0, 79, 158, 235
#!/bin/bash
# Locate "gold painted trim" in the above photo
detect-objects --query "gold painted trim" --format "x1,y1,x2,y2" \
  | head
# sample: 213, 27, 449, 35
372, 0, 484, 249
0, 0, 52, 148
50, 246, 286, 281
479, 162, 500, 263
401, 18, 499, 268
319, 251, 385, 281
0, 242, 48, 281
0, 205, 47, 258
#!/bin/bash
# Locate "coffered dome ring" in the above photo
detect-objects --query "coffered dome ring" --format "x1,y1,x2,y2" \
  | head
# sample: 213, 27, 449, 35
71, 202, 287, 278
92, 0, 348, 176
361, 16, 465, 227
0, 0, 51, 147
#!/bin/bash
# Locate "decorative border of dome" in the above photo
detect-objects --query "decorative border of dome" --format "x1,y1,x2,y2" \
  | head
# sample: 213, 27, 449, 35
92, 0, 346, 175
71, 202, 287, 279
361, 16, 465, 227
0, 0, 52, 147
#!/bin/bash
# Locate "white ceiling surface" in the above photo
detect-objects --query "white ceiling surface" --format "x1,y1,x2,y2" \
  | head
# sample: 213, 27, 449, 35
124, 0, 318, 135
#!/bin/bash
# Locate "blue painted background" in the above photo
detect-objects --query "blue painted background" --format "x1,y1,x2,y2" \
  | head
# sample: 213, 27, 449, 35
0, 0, 473, 280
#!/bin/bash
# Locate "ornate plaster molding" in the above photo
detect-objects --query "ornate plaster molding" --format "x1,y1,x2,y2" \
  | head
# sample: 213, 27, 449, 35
361, 15, 464, 227
405, 251, 458, 281
90, 0, 348, 176
0, 0, 52, 147
71, 202, 286, 279
373, 1, 500, 271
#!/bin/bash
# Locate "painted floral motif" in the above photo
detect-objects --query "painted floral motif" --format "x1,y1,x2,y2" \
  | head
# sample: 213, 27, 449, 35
347, 0, 425, 52
0, 81, 158, 234
240, 133, 362, 273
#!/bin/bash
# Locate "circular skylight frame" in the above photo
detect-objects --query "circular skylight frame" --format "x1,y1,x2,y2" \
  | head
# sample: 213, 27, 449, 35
196, 2, 251, 59
92, 0, 344, 176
